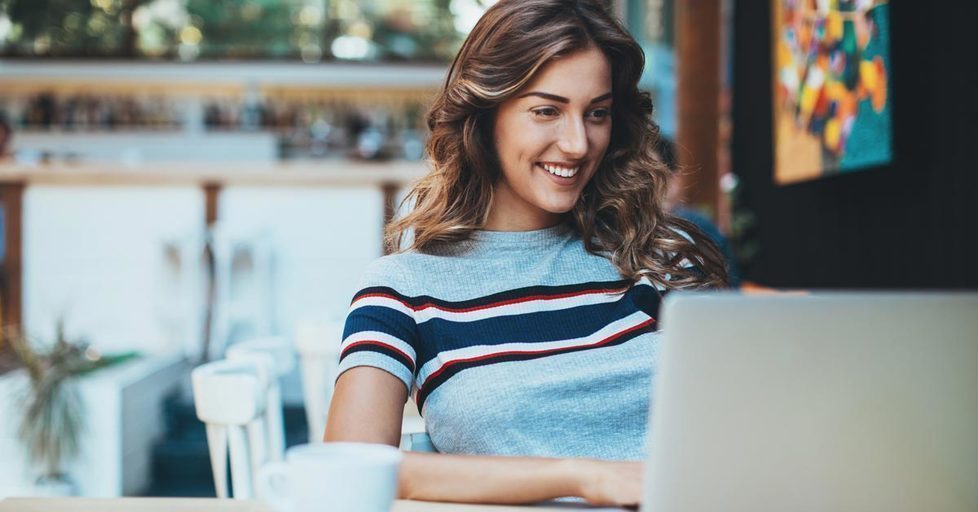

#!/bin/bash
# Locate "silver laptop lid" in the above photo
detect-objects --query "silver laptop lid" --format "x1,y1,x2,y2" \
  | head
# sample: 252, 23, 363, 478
644, 292, 978, 512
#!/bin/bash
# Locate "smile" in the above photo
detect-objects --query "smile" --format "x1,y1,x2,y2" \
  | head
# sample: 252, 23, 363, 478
538, 162, 580, 178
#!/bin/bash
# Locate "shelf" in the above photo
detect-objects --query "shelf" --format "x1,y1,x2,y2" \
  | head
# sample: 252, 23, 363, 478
0, 159, 429, 187
0, 61, 447, 96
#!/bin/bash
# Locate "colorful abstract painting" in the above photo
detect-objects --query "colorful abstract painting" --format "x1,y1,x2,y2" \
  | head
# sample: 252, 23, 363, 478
772, 0, 892, 185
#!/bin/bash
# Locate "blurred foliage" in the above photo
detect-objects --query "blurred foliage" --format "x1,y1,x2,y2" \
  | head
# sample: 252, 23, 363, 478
6, 320, 139, 479
0, 0, 475, 61
185, 0, 312, 59
0, 0, 139, 57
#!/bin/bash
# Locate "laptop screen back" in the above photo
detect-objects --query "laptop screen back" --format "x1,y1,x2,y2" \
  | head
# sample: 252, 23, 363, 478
643, 292, 978, 512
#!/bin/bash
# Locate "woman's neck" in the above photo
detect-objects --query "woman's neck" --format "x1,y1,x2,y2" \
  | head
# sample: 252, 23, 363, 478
484, 183, 564, 231
483, 212, 564, 232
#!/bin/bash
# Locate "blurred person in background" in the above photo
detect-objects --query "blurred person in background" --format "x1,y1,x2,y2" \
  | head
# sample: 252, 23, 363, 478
655, 137, 742, 287
325, 0, 728, 507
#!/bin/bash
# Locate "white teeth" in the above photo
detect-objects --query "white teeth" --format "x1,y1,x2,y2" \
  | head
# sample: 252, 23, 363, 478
541, 164, 579, 178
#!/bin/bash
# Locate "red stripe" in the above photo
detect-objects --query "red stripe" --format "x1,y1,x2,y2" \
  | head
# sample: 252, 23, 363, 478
353, 285, 630, 313
416, 287, 629, 313
420, 317, 655, 387
352, 292, 409, 304
341, 340, 414, 368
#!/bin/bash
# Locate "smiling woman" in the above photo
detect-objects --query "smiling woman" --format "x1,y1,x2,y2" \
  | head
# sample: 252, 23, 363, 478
325, 0, 728, 508
490, 48, 613, 231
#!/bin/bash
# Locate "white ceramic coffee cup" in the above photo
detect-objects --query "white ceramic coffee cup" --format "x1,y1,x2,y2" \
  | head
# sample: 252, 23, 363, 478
257, 442, 403, 512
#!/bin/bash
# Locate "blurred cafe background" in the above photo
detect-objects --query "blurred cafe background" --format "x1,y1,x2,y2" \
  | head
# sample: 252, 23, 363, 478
0, 0, 974, 499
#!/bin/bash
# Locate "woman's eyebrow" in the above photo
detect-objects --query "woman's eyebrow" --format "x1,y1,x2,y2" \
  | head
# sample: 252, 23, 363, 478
517, 91, 613, 104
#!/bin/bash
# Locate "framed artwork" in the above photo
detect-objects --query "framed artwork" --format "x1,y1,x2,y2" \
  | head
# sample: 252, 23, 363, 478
772, 0, 892, 185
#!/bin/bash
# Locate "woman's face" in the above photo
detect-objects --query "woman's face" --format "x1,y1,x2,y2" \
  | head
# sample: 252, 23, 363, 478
488, 46, 613, 231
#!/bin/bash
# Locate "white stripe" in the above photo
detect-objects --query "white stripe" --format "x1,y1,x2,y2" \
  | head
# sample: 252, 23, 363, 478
349, 295, 415, 318
417, 310, 653, 384
341, 330, 417, 363
412, 288, 628, 324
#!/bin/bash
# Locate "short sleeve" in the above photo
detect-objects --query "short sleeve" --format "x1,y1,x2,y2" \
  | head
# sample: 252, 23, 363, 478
336, 257, 419, 394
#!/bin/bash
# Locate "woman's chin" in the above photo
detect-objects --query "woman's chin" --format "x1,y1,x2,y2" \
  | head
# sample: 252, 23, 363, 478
539, 201, 578, 216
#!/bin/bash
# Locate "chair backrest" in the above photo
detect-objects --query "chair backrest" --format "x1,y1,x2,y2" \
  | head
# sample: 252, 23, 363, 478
191, 359, 268, 499
160, 231, 206, 359
227, 335, 295, 376
401, 432, 437, 453
294, 320, 343, 443
400, 415, 436, 453
208, 225, 276, 359
226, 336, 294, 462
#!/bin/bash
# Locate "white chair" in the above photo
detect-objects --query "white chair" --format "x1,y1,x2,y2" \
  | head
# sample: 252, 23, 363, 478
159, 230, 206, 359
294, 320, 343, 443
191, 359, 268, 499
400, 415, 436, 452
226, 336, 294, 462
208, 224, 276, 360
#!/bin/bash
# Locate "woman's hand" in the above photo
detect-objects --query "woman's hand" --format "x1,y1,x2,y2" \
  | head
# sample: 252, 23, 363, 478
572, 459, 644, 507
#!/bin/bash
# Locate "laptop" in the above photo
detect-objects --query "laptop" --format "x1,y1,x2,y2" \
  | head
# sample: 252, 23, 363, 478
643, 292, 978, 512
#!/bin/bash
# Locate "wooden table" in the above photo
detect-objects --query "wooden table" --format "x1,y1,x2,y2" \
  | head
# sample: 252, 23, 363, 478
0, 498, 625, 511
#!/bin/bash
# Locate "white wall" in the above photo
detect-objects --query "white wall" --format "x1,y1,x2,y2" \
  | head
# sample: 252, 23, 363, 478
217, 185, 384, 328
22, 183, 387, 405
23, 186, 206, 356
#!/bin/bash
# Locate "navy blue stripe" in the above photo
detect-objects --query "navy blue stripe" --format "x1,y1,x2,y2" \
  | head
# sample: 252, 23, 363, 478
352, 279, 631, 309
413, 285, 663, 369
343, 305, 418, 352
416, 321, 655, 410
636, 286, 668, 317
339, 343, 415, 374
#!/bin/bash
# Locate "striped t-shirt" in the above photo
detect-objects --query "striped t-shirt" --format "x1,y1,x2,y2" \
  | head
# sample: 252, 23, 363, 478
337, 224, 669, 460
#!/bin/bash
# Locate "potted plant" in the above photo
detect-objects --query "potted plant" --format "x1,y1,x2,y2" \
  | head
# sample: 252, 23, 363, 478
6, 321, 137, 495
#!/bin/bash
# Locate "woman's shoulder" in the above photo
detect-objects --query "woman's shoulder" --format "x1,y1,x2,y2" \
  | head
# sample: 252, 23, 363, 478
357, 252, 417, 292
358, 249, 449, 295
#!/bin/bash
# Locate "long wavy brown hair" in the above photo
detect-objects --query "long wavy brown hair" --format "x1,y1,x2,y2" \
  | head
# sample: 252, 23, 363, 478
387, 0, 728, 289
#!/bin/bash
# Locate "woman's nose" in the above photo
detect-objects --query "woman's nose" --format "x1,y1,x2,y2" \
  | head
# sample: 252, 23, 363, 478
556, 118, 588, 159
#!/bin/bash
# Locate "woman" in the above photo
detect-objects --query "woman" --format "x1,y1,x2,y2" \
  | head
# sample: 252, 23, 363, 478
325, 0, 727, 506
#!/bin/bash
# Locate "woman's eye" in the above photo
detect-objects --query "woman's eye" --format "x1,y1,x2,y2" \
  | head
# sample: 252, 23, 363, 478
531, 107, 559, 118
588, 108, 611, 120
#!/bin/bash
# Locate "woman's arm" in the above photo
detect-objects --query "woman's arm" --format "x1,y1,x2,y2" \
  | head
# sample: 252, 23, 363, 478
324, 367, 643, 506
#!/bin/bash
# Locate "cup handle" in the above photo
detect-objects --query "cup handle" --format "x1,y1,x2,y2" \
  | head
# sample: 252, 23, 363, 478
256, 461, 292, 512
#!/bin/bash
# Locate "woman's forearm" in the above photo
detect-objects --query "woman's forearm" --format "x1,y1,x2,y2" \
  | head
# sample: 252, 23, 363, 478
398, 452, 585, 504
325, 368, 643, 506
